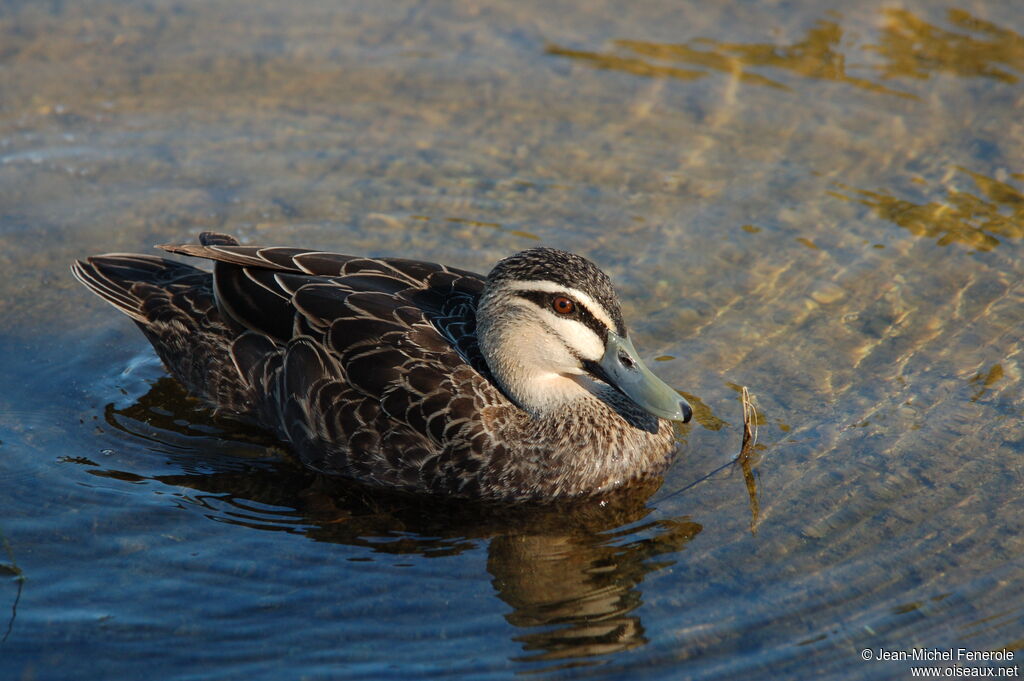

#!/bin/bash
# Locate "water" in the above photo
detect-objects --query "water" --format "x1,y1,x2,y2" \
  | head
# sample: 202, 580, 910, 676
2, 1, 1022, 679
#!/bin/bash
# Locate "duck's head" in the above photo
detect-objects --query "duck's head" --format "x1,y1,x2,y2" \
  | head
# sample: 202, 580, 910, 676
476, 247, 692, 424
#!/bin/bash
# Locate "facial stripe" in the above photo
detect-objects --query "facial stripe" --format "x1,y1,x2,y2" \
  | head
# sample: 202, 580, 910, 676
502, 280, 623, 335
514, 290, 611, 344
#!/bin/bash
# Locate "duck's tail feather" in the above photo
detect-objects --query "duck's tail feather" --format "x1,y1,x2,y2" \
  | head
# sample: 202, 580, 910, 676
72, 247, 259, 414
71, 254, 202, 324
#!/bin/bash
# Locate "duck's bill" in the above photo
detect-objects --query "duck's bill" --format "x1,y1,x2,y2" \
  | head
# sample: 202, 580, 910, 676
589, 331, 693, 423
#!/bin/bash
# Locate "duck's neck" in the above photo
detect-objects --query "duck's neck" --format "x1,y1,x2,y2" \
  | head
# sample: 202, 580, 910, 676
508, 383, 672, 499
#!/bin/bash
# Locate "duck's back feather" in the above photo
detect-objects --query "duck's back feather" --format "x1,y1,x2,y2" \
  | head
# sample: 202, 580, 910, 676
76, 232, 523, 497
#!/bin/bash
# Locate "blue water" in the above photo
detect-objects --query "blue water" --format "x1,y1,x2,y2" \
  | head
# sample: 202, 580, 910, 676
2, 1, 1023, 679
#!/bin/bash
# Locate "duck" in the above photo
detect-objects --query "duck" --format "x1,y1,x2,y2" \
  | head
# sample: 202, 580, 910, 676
72, 232, 692, 502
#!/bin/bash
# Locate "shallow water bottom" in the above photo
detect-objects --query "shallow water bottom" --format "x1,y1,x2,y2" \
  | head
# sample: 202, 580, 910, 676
2, 0, 1024, 679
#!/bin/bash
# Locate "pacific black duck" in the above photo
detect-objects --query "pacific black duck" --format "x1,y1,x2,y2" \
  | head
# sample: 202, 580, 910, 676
73, 232, 692, 502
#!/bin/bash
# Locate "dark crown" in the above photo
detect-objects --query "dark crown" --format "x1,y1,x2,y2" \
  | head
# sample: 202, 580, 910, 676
487, 247, 626, 335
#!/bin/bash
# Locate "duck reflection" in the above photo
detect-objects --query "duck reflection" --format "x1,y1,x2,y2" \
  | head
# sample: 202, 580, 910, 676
490, 519, 700, 666
94, 378, 702, 669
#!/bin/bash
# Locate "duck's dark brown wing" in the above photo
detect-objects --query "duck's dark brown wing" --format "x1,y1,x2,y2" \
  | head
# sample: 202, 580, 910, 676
157, 233, 489, 374
79, 232, 512, 496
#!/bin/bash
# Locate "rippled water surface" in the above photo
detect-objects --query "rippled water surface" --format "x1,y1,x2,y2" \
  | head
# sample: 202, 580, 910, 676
2, 1, 1023, 679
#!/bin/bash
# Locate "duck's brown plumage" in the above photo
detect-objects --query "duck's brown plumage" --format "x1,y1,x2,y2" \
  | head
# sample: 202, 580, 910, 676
73, 232, 680, 501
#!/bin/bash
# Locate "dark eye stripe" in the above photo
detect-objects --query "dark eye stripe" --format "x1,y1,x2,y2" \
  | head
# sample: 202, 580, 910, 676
516, 290, 610, 341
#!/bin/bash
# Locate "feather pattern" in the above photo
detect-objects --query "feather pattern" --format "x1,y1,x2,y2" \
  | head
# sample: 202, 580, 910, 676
73, 232, 679, 502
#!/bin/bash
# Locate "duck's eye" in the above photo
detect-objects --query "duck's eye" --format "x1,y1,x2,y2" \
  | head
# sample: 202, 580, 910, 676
551, 296, 575, 315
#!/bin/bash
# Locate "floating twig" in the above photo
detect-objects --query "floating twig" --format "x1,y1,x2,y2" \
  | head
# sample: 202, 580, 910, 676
737, 386, 761, 535
1, 532, 23, 644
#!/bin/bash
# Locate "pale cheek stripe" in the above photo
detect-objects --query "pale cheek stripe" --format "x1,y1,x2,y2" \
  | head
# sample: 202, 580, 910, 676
512, 291, 609, 357
502, 280, 618, 333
